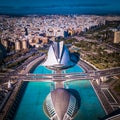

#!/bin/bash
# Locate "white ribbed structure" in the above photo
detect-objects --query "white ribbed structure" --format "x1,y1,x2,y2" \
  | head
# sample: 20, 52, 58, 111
66, 95, 76, 117
44, 89, 79, 120
45, 94, 56, 118
43, 41, 74, 69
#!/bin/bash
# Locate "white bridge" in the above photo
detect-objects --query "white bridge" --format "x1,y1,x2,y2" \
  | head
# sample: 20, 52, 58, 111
1, 67, 120, 82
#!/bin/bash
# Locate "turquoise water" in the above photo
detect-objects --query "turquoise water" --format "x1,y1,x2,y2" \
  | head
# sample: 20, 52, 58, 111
14, 66, 53, 120
65, 65, 105, 119
13, 65, 105, 120
32, 65, 53, 74
65, 80, 105, 120
14, 82, 50, 120
65, 65, 84, 73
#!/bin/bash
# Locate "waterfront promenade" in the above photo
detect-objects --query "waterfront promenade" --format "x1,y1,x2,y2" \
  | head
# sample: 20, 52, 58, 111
0, 54, 46, 120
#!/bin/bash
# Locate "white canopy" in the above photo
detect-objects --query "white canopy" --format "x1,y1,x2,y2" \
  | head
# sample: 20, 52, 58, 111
43, 41, 74, 69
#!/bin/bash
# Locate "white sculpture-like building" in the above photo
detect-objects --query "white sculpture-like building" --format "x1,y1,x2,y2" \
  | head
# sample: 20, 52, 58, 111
43, 41, 74, 70
43, 88, 79, 120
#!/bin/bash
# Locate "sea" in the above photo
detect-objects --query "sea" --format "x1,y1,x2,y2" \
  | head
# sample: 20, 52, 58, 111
0, 0, 120, 16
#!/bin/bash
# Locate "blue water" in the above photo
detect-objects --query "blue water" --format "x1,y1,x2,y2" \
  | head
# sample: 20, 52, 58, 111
13, 65, 105, 120
32, 65, 53, 74
0, 0, 120, 15
65, 80, 105, 120
65, 65, 84, 73
65, 65, 105, 119
14, 82, 50, 120
14, 66, 53, 120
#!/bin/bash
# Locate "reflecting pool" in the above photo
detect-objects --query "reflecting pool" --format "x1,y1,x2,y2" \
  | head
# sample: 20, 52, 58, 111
13, 65, 105, 120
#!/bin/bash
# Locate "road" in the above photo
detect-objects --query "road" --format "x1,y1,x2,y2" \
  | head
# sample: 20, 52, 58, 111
1, 67, 120, 82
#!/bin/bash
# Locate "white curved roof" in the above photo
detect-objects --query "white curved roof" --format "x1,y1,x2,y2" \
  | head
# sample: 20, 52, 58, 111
43, 41, 74, 69
44, 88, 78, 120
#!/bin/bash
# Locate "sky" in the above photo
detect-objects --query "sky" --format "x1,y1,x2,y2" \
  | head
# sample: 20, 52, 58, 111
0, 0, 120, 15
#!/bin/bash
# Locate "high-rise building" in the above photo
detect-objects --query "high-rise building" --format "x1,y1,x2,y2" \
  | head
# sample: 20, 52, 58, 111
15, 40, 21, 51
114, 31, 120, 43
22, 39, 28, 50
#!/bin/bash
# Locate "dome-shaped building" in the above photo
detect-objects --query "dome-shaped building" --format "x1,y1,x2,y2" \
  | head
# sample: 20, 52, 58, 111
43, 88, 79, 120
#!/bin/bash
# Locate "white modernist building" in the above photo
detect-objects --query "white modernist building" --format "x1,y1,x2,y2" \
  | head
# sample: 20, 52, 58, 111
43, 88, 79, 120
43, 41, 74, 70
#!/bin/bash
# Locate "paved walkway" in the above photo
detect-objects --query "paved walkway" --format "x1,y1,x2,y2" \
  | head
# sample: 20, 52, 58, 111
0, 81, 22, 120
79, 59, 114, 114
78, 59, 96, 72
0, 55, 46, 120
79, 59, 120, 115
91, 80, 113, 114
